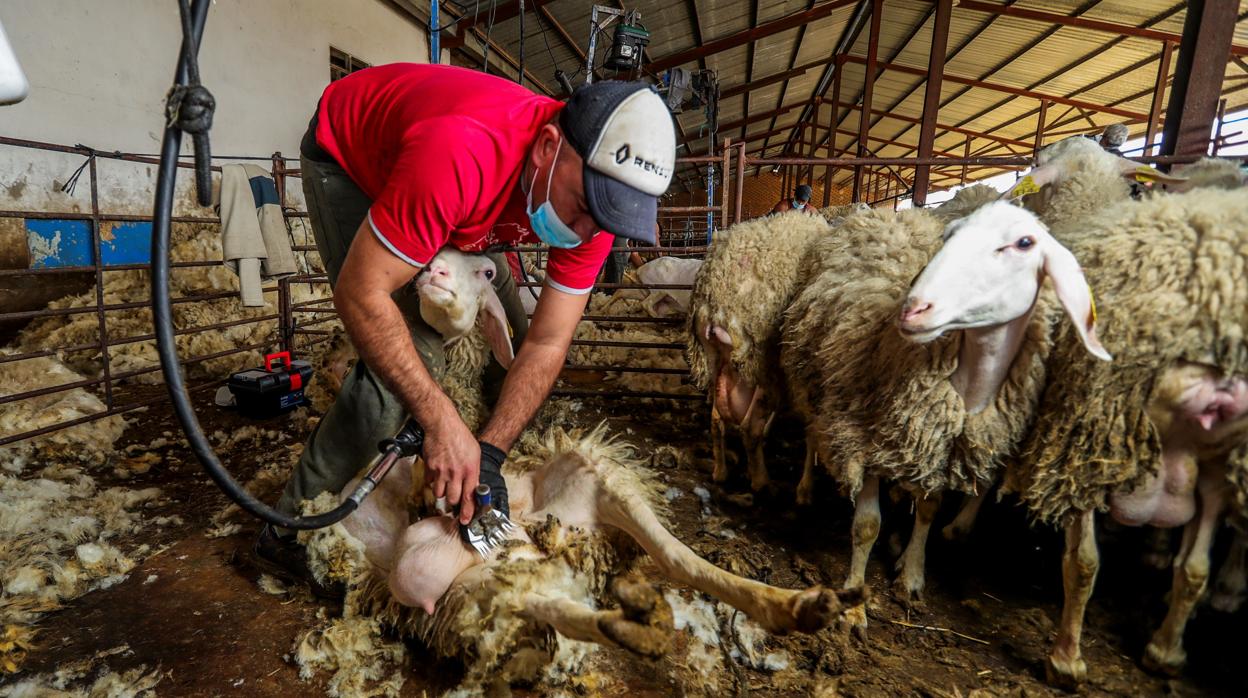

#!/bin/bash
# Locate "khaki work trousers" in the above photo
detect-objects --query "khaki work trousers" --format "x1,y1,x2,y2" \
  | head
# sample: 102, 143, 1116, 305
274, 153, 529, 521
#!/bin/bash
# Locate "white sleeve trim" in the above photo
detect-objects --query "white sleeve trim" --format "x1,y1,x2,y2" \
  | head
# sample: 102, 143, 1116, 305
367, 211, 426, 268
545, 277, 593, 295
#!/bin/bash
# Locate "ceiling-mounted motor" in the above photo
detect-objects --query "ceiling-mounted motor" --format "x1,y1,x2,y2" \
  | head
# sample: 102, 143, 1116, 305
585, 6, 648, 83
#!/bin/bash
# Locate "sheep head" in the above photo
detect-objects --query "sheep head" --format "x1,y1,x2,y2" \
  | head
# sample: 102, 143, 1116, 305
900, 201, 1111, 361
1000, 135, 1186, 202
414, 248, 514, 368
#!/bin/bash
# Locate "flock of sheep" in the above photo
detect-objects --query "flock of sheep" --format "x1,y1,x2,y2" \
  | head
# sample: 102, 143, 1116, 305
686, 134, 1248, 687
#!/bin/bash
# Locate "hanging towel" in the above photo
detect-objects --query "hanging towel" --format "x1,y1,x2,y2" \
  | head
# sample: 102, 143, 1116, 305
218, 163, 297, 306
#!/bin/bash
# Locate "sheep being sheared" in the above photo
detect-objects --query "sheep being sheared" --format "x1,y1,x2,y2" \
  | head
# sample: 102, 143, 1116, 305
782, 202, 1108, 627
304, 426, 861, 692
1012, 186, 1248, 685
686, 211, 833, 493
605, 256, 703, 318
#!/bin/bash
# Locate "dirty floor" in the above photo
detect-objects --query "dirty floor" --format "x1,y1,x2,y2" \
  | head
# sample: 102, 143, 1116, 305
9, 397, 1245, 697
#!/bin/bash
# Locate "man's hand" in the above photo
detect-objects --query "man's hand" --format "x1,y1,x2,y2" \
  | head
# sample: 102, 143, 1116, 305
476, 441, 509, 516
423, 414, 481, 524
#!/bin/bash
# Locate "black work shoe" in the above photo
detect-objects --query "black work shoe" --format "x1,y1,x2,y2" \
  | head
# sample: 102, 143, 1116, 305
252, 524, 342, 600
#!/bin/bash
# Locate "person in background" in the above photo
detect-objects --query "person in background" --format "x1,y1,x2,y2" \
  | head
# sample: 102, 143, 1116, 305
770, 183, 820, 216
1099, 123, 1129, 155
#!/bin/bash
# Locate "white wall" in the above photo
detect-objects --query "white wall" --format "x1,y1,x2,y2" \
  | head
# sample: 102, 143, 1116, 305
1, 0, 443, 214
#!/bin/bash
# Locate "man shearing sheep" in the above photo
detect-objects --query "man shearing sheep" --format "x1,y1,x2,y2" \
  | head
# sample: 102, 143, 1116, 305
257, 64, 676, 585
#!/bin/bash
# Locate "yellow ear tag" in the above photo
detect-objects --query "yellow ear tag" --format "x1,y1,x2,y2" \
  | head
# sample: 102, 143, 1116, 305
1009, 175, 1040, 198
1087, 282, 1098, 328
1131, 166, 1161, 183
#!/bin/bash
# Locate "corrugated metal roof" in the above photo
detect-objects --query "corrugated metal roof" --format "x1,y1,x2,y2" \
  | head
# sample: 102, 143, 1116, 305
437, 0, 1248, 192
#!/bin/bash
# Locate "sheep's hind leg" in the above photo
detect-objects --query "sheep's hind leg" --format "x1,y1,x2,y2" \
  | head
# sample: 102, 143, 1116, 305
521, 576, 674, 658
941, 490, 987, 542
843, 476, 881, 633
1143, 477, 1227, 675
1047, 510, 1098, 688
583, 460, 859, 635
893, 491, 941, 604
1211, 529, 1248, 613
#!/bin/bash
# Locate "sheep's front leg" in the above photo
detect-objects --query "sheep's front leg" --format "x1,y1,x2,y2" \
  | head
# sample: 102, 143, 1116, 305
941, 490, 987, 541
843, 476, 881, 632
1143, 475, 1227, 675
795, 428, 818, 506
520, 576, 674, 658
893, 491, 942, 603
1211, 529, 1248, 613
1047, 510, 1099, 687
741, 389, 773, 493
592, 473, 855, 635
710, 405, 728, 483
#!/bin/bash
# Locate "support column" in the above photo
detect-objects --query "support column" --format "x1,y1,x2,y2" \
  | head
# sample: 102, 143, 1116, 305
1160, 0, 1236, 163
853, 0, 884, 202
1145, 41, 1174, 156
824, 56, 844, 207
1033, 99, 1048, 157
960, 136, 971, 185
912, 0, 951, 207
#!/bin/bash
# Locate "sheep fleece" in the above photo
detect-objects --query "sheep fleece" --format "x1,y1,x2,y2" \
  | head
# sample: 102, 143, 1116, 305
782, 208, 1055, 498
686, 211, 832, 390
1017, 188, 1248, 525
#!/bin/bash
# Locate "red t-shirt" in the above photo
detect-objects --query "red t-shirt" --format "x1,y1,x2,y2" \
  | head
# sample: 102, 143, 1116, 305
315, 63, 613, 293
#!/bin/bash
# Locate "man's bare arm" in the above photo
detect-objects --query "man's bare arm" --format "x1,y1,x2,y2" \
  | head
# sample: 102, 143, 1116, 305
479, 285, 590, 451
334, 221, 482, 521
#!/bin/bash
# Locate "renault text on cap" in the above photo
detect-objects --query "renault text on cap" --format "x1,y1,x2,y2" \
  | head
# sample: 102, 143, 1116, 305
584, 89, 676, 197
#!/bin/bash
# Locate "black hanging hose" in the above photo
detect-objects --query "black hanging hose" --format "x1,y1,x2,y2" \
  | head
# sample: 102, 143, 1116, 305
151, 0, 409, 530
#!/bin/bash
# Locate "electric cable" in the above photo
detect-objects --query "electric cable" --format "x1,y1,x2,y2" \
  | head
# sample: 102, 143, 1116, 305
151, 0, 404, 530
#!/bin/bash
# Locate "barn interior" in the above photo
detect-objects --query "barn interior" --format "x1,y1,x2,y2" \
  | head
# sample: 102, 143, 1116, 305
2, 1, 1247, 696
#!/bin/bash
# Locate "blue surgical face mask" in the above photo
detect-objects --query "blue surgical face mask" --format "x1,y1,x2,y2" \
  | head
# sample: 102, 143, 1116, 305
792, 200, 806, 210
525, 137, 583, 249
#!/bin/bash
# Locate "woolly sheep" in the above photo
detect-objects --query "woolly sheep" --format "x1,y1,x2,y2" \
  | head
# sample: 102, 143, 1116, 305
303, 426, 861, 693
781, 202, 1107, 628
685, 211, 834, 492
1010, 186, 1248, 685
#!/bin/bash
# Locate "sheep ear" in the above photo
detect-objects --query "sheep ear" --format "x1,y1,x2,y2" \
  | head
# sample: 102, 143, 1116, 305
1000, 164, 1059, 200
1118, 162, 1188, 187
480, 289, 515, 369
1042, 237, 1112, 362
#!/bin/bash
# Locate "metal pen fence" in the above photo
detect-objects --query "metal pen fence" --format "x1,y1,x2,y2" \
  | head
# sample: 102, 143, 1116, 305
6, 133, 1228, 450
0, 138, 732, 449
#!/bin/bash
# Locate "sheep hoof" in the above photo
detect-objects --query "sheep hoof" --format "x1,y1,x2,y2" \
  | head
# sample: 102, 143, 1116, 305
1210, 588, 1245, 614
1045, 652, 1087, 688
836, 598, 870, 640
890, 576, 925, 608
1142, 551, 1173, 571
795, 484, 814, 507
1142, 640, 1186, 676
785, 585, 864, 634
940, 522, 970, 542
598, 576, 674, 658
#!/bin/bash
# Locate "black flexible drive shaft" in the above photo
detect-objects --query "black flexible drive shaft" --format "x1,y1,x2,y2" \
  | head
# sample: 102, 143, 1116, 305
150, 0, 408, 530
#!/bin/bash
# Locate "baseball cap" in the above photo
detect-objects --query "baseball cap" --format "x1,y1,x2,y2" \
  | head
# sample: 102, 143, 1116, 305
795, 184, 813, 202
560, 81, 676, 244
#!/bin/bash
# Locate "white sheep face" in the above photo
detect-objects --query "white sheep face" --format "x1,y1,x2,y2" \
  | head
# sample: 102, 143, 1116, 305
413, 248, 514, 368
415, 250, 498, 339
901, 202, 1111, 361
